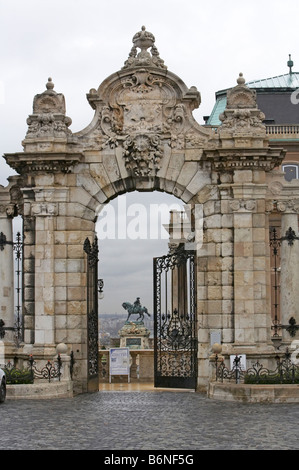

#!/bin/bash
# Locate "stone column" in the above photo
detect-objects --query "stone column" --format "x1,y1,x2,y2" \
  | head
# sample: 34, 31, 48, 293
279, 204, 299, 342
0, 204, 15, 340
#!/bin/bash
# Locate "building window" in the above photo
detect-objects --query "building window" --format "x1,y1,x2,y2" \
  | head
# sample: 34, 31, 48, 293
282, 164, 299, 182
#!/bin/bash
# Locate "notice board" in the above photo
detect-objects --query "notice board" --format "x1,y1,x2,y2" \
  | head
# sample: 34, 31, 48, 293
109, 347, 130, 383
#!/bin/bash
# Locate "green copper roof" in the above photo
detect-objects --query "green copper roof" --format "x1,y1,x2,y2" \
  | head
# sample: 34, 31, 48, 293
207, 95, 227, 126
246, 72, 299, 89
206, 72, 299, 126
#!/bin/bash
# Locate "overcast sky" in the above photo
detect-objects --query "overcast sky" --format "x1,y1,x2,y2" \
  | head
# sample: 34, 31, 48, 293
0, 0, 298, 315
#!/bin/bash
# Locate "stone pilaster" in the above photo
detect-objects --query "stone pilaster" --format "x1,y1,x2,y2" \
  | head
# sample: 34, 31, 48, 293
231, 173, 271, 346
33, 203, 56, 346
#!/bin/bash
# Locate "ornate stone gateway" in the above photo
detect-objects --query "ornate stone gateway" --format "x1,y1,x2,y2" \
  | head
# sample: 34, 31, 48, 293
154, 247, 197, 389
1, 25, 296, 396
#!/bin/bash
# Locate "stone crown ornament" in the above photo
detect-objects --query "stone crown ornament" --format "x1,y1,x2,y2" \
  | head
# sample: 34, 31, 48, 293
123, 26, 166, 69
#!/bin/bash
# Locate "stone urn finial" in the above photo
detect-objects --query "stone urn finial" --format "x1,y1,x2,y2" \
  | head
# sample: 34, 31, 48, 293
236, 72, 245, 86
123, 25, 166, 69
132, 25, 155, 51
46, 77, 55, 90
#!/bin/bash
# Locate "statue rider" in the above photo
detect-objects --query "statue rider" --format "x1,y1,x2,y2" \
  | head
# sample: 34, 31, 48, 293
133, 297, 141, 313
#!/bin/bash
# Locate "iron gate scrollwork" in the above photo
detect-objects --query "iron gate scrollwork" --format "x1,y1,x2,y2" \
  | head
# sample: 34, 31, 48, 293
83, 236, 99, 392
154, 246, 197, 389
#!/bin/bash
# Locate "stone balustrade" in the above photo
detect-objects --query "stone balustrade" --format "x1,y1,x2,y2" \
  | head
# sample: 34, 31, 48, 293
205, 124, 299, 139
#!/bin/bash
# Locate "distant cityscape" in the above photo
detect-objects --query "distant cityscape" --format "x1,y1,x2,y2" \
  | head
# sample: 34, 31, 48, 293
99, 313, 153, 347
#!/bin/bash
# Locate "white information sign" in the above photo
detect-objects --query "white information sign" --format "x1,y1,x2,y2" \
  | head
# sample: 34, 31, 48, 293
230, 354, 247, 371
109, 347, 130, 383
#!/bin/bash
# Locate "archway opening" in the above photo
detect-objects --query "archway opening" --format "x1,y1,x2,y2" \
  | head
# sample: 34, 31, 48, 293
96, 190, 185, 350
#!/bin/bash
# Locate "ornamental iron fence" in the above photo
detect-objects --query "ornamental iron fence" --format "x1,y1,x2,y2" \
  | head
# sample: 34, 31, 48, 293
1, 354, 63, 384
215, 349, 299, 385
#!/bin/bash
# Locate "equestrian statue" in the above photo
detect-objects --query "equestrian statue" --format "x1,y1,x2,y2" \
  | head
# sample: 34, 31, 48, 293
122, 297, 151, 322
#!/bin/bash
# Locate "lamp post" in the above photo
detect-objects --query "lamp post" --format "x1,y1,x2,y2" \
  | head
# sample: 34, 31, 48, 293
98, 279, 104, 299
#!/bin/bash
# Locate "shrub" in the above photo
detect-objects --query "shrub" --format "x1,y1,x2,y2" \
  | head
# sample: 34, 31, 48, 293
244, 373, 299, 385
4, 367, 33, 385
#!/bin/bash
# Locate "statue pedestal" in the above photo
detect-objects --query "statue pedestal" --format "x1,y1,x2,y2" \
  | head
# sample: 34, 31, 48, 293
119, 321, 150, 349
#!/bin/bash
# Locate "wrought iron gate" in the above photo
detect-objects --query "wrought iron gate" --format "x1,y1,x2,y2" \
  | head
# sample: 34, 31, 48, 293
83, 236, 99, 392
153, 247, 197, 389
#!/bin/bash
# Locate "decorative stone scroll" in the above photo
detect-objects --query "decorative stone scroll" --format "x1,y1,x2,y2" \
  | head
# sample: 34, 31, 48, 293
31, 203, 58, 217
230, 199, 256, 212
276, 199, 299, 213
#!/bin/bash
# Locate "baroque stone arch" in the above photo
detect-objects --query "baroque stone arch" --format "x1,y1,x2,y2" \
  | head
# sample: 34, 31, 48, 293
69, 26, 214, 206
1, 26, 290, 396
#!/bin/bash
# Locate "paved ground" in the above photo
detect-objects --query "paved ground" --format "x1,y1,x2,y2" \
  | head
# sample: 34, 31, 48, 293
1, 388, 298, 451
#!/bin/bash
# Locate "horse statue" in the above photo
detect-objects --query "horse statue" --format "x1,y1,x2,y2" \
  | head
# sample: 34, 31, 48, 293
122, 297, 151, 322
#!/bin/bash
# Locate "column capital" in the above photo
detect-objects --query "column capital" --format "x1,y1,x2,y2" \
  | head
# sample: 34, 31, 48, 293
277, 199, 299, 214
230, 199, 256, 213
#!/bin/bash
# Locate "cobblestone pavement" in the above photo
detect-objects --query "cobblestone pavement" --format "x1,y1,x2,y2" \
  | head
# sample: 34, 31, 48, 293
1, 390, 299, 450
